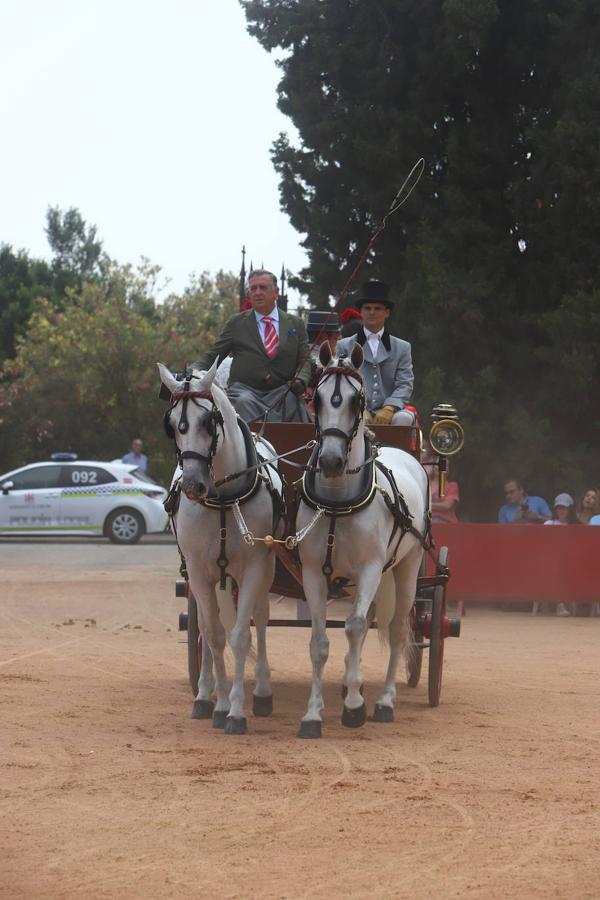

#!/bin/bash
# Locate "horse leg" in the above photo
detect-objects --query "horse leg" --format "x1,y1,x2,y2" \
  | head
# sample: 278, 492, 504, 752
225, 563, 270, 734
373, 548, 422, 722
252, 589, 273, 717
298, 572, 329, 739
191, 599, 216, 719
343, 563, 383, 727
193, 580, 230, 728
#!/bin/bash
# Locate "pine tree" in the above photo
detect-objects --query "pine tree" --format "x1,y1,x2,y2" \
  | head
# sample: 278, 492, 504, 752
243, 0, 600, 517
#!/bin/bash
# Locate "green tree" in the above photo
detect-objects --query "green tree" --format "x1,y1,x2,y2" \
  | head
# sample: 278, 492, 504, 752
1, 207, 112, 364
243, 0, 600, 518
0, 244, 56, 361
159, 270, 240, 369
0, 271, 240, 486
45, 206, 108, 291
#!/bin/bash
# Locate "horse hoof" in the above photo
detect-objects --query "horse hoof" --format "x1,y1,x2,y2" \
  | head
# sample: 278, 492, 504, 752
212, 709, 228, 729
224, 716, 248, 735
191, 699, 214, 720
297, 720, 322, 739
252, 694, 273, 717
341, 683, 363, 699
371, 703, 394, 723
342, 702, 367, 728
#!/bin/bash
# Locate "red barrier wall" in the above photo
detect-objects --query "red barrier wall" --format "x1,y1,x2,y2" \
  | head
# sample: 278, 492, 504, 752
429, 524, 600, 604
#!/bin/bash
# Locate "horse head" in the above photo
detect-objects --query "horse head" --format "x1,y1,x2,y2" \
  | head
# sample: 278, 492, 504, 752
158, 361, 237, 501
313, 341, 365, 477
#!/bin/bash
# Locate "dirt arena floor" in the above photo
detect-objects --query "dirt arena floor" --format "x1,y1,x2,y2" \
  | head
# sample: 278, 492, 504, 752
1, 541, 599, 900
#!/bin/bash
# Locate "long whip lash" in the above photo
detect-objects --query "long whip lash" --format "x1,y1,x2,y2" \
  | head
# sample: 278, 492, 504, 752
259, 158, 425, 424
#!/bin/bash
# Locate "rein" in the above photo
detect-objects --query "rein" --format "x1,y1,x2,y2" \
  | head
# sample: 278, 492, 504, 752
165, 383, 223, 469
312, 366, 365, 460
163, 381, 288, 589
305, 363, 431, 594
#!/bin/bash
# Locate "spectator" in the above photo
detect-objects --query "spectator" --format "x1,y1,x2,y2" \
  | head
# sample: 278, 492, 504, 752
576, 487, 600, 524
122, 438, 147, 472
498, 479, 551, 524
425, 460, 460, 524
543, 493, 578, 525
533, 493, 577, 617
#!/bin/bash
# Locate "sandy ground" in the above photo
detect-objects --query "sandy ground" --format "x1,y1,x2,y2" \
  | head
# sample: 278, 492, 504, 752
1, 541, 599, 900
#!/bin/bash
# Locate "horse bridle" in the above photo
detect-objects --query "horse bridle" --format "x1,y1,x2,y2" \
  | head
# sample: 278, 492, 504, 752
164, 377, 224, 469
313, 365, 365, 452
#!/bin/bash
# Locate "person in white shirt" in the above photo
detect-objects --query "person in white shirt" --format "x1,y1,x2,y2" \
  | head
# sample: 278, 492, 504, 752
122, 438, 148, 472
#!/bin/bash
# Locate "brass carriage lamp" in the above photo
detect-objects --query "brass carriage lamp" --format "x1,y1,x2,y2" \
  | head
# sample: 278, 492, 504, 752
428, 404, 464, 498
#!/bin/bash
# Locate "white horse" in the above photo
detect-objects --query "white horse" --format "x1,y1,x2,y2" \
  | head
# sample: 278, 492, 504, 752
159, 362, 283, 735
296, 342, 429, 738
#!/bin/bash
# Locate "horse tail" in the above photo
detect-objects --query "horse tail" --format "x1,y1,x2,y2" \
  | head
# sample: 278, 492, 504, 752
375, 569, 396, 647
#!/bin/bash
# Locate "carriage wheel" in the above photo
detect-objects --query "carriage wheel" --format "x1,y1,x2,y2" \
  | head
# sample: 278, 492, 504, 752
406, 603, 423, 687
428, 546, 448, 708
187, 590, 203, 695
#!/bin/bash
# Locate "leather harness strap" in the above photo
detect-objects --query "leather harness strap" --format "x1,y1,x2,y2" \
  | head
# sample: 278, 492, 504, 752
164, 392, 284, 590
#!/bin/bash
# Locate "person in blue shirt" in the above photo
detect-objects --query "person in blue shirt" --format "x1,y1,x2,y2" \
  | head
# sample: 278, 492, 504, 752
589, 514, 600, 525
122, 438, 148, 472
498, 479, 551, 524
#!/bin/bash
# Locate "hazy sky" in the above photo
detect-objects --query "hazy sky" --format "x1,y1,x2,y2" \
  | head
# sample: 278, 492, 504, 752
0, 0, 307, 296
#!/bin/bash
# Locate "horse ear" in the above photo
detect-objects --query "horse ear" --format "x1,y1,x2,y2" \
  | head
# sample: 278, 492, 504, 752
204, 358, 219, 385
319, 340, 332, 367
350, 343, 363, 369
157, 363, 180, 397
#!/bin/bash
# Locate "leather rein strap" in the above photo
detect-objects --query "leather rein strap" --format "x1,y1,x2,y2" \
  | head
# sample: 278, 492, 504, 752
313, 366, 365, 452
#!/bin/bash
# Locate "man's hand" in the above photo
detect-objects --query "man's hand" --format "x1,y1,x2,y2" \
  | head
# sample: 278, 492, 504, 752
373, 405, 397, 425
288, 378, 306, 397
364, 410, 375, 425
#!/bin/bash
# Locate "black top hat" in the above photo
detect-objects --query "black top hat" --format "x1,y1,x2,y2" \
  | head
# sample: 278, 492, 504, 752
356, 280, 393, 309
307, 310, 340, 336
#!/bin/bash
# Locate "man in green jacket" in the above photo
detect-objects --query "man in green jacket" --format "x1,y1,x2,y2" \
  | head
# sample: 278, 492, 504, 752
194, 269, 312, 422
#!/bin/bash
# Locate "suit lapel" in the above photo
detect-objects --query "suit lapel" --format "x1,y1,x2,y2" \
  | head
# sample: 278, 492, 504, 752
276, 309, 290, 355
376, 331, 392, 362
247, 309, 270, 358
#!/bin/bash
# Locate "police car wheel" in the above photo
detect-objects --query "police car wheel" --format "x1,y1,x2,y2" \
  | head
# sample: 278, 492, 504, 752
105, 508, 145, 545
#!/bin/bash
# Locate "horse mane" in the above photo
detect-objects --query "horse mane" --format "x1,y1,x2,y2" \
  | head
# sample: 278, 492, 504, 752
210, 380, 239, 437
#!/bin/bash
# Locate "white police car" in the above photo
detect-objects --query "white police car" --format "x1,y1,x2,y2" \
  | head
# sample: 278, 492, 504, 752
0, 454, 168, 544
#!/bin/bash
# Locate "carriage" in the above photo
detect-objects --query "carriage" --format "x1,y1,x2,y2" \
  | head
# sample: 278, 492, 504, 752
173, 396, 463, 713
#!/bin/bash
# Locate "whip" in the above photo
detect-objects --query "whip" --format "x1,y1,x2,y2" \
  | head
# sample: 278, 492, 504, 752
258, 157, 426, 426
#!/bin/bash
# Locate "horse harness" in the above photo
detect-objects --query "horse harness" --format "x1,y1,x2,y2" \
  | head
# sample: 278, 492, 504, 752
302, 364, 432, 595
164, 380, 284, 588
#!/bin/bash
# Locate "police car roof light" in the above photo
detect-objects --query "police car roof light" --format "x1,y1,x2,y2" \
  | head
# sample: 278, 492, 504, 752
50, 452, 79, 462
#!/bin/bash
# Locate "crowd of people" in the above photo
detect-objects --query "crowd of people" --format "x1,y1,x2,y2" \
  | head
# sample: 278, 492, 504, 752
498, 480, 600, 527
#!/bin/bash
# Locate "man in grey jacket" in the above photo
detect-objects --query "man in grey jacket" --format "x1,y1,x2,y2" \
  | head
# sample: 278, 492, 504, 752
336, 280, 415, 425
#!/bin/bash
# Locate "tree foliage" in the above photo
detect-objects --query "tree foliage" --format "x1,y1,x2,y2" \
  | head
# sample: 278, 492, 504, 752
45, 206, 108, 291
243, 0, 600, 517
0, 245, 56, 361
1, 206, 112, 363
0, 271, 239, 487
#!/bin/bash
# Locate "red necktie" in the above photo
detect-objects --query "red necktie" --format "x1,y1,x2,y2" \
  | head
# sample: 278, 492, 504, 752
262, 316, 279, 358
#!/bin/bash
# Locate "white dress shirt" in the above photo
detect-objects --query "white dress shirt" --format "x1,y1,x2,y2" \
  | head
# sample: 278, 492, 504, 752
255, 307, 280, 341
364, 326, 384, 360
